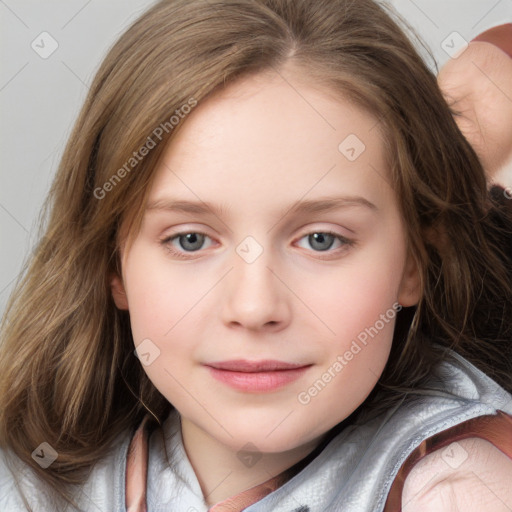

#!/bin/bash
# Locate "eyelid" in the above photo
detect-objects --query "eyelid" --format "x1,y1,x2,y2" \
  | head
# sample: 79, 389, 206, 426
160, 229, 216, 260
293, 229, 355, 260
160, 225, 355, 260
159, 224, 215, 244
294, 224, 352, 240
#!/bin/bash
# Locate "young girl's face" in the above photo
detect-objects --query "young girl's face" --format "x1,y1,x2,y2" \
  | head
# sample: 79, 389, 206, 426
112, 67, 420, 454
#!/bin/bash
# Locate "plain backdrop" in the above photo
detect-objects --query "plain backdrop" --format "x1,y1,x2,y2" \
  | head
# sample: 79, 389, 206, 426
1, 0, 511, 317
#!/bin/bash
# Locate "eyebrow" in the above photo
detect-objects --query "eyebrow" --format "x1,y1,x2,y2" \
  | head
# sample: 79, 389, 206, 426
145, 195, 378, 219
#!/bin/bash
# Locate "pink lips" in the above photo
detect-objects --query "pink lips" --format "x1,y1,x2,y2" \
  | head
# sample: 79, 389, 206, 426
204, 359, 312, 392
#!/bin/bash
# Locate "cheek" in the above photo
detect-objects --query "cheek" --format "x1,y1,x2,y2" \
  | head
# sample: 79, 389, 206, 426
299, 232, 406, 342
122, 245, 207, 404
121, 221, 407, 437
291, 231, 405, 416
293, 280, 399, 442
123, 243, 197, 342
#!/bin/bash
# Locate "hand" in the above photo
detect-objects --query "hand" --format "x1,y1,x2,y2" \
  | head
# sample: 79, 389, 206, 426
437, 24, 512, 190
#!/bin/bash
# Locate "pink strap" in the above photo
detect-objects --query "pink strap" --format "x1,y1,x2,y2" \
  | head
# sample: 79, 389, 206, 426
208, 470, 292, 511
125, 415, 151, 512
125, 414, 296, 512
127, 410, 512, 511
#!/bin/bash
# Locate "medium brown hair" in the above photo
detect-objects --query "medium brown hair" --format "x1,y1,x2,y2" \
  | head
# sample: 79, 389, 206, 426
1, 0, 511, 509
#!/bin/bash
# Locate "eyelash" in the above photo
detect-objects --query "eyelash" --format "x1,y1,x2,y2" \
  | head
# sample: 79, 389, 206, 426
160, 230, 355, 260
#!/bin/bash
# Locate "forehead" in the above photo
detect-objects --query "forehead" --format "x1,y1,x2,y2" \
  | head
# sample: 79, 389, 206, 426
147, 68, 394, 218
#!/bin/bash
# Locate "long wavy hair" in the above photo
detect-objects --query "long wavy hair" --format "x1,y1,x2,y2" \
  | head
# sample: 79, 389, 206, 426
1, 0, 511, 509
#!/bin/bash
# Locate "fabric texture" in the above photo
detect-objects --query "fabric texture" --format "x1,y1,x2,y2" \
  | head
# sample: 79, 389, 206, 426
125, 409, 512, 512
129, 346, 512, 512
1, 346, 511, 511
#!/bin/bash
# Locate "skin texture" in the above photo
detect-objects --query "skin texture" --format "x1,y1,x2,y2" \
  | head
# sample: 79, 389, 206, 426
402, 438, 512, 511
403, 28, 512, 509
437, 29, 512, 189
111, 65, 421, 506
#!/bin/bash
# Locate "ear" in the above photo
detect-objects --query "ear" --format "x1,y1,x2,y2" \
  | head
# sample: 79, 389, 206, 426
110, 272, 129, 310
397, 251, 421, 307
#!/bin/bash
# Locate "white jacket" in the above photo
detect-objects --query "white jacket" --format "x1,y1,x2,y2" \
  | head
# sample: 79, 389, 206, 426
1, 347, 511, 511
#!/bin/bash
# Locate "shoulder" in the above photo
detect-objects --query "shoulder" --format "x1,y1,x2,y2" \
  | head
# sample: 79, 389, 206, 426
0, 430, 132, 512
0, 446, 40, 511
402, 437, 512, 511
78, 429, 133, 510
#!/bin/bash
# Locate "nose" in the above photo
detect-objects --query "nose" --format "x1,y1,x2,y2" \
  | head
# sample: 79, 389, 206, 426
220, 243, 291, 332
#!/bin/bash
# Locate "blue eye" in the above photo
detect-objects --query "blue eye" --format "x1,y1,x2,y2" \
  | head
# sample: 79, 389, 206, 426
296, 231, 353, 255
162, 232, 213, 257
160, 230, 354, 260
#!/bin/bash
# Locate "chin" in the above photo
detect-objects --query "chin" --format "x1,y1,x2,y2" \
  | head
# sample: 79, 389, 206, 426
214, 416, 320, 454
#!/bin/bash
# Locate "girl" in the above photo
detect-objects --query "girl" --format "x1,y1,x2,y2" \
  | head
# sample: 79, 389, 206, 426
1, 0, 511, 511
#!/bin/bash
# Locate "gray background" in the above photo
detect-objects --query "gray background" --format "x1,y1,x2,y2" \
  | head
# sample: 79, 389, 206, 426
1, 0, 511, 316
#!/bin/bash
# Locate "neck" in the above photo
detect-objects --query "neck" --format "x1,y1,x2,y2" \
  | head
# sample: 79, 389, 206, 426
180, 416, 326, 507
